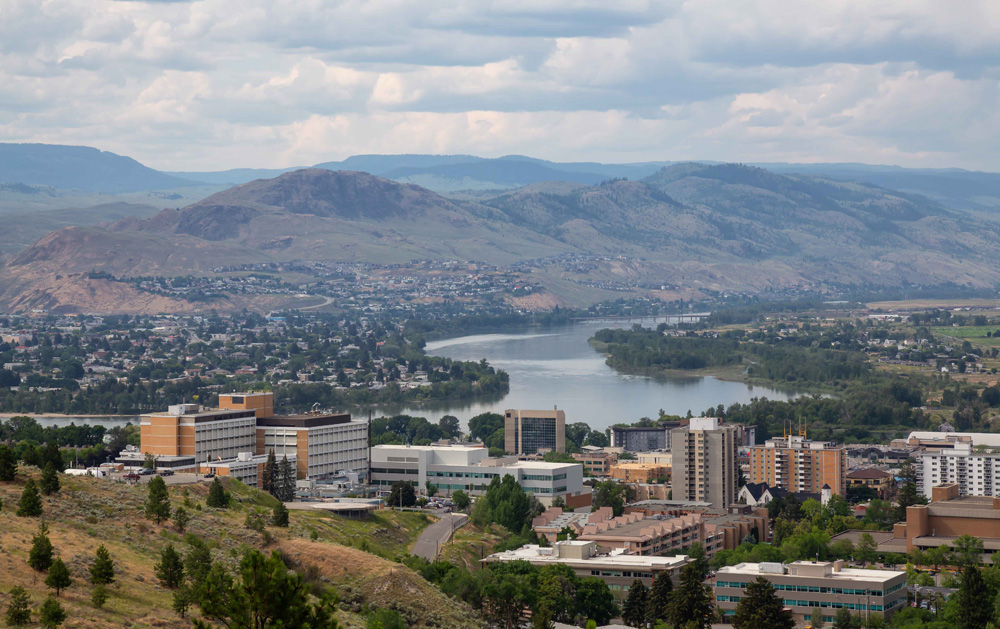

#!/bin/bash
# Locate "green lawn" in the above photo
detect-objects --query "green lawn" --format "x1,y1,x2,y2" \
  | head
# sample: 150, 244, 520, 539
932, 326, 1000, 346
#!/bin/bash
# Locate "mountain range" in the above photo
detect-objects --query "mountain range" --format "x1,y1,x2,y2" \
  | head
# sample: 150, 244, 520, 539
3, 143, 1000, 210
2, 159, 1000, 314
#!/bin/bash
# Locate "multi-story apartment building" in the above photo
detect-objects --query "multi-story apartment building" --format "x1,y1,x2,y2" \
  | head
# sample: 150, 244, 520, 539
670, 417, 740, 509
610, 423, 683, 452
484, 540, 690, 601
531, 506, 703, 556
915, 442, 1000, 497
572, 450, 618, 476
370, 443, 589, 507
749, 435, 847, 496
714, 561, 908, 625
610, 463, 668, 483
505, 408, 566, 454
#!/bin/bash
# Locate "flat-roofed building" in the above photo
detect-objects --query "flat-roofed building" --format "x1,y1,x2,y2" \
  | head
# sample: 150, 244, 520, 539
200, 451, 295, 488
141, 404, 258, 465
218, 392, 274, 418
572, 450, 618, 476
371, 443, 589, 507
714, 561, 908, 625
611, 424, 682, 452
891, 483, 1000, 561
915, 442, 1000, 498
637, 451, 672, 467
847, 468, 894, 498
255, 413, 368, 480
671, 417, 740, 509
749, 435, 847, 496
505, 409, 565, 455
484, 540, 690, 600
611, 462, 668, 483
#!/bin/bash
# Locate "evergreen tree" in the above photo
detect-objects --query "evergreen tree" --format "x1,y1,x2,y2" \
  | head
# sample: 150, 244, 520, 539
39, 462, 60, 495
173, 585, 192, 619
28, 521, 54, 574
956, 566, 992, 629
4, 586, 32, 627
668, 563, 713, 628
45, 558, 72, 596
272, 502, 289, 527
896, 459, 926, 521
43, 442, 65, 473
832, 608, 852, 629
155, 544, 185, 588
278, 455, 296, 502
193, 549, 337, 629
17, 478, 43, 517
39, 596, 66, 628
621, 579, 648, 628
184, 537, 213, 588
90, 544, 116, 585
206, 477, 230, 508
0, 444, 17, 481
262, 449, 277, 496
91, 584, 109, 609
647, 572, 674, 624
732, 576, 795, 629
145, 475, 171, 524
173, 506, 190, 532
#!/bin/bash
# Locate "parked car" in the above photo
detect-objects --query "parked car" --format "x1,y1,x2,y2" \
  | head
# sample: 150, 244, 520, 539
123, 472, 140, 481
204, 473, 215, 479
158, 469, 175, 476
138, 468, 156, 476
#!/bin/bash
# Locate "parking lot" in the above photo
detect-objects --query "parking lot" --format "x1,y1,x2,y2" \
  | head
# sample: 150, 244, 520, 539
109, 470, 207, 486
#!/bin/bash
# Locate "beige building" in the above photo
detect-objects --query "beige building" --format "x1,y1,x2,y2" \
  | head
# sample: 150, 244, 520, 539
572, 450, 617, 476
504, 408, 566, 454
671, 417, 740, 509
637, 451, 672, 467
140, 404, 257, 465
610, 462, 668, 483
715, 561, 908, 625
484, 541, 690, 600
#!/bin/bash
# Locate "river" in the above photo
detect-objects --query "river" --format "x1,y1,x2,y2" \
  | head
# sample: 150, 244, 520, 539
6, 317, 800, 433
364, 317, 799, 432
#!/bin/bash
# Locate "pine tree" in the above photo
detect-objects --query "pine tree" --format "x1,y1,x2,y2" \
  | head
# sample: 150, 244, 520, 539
39, 596, 66, 628
184, 537, 214, 588
262, 449, 277, 496
40, 462, 60, 495
622, 579, 648, 628
173, 586, 192, 618
45, 558, 72, 596
90, 544, 116, 585
956, 566, 992, 628
44, 442, 65, 473
155, 544, 185, 588
91, 584, 109, 609
206, 477, 230, 508
4, 586, 32, 627
278, 455, 296, 502
732, 576, 795, 629
272, 503, 289, 527
173, 506, 190, 532
668, 563, 713, 629
145, 475, 171, 524
0, 444, 17, 481
17, 478, 43, 517
647, 572, 674, 625
28, 521, 54, 574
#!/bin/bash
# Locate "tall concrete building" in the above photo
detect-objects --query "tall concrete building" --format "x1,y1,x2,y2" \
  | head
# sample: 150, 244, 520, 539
671, 417, 739, 509
749, 435, 847, 496
505, 408, 566, 454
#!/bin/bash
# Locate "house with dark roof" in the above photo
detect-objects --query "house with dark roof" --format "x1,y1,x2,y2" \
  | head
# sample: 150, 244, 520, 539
847, 468, 894, 498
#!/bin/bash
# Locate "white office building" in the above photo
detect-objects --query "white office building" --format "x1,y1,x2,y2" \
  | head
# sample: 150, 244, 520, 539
917, 442, 1000, 497
370, 444, 588, 506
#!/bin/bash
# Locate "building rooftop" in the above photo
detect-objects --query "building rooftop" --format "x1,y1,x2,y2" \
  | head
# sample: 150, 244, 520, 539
847, 468, 893, 479
487, 543, 691, 570
372, 444, 485, 453
718, 561, 904, 583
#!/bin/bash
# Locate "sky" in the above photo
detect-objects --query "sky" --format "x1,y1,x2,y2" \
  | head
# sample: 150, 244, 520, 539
2, 0, 999, 171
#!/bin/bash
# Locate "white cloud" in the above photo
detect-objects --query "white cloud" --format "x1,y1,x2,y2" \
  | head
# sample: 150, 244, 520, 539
1, 0, 999, 170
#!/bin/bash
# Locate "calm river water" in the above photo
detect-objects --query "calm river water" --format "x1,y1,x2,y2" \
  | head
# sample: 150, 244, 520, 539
13, 317, 800, 433
369, 317, 798, 432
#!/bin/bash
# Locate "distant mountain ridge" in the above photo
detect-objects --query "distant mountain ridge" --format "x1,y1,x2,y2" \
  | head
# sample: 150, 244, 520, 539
0, 143, 197, 193
3, 163, 1000, 314
3, 142, 1000, 211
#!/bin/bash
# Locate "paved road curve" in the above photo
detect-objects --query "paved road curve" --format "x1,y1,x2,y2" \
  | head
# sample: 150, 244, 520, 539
412, 513, 468, 560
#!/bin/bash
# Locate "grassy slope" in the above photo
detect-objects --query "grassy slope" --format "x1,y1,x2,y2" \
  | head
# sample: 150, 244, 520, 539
0, 469, 479, 628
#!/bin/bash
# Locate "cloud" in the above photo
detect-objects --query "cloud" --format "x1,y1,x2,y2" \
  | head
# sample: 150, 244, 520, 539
1, 0, 999, 170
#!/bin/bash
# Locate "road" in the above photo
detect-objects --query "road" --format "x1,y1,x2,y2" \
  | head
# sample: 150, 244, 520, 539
412, 513, 468, 560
